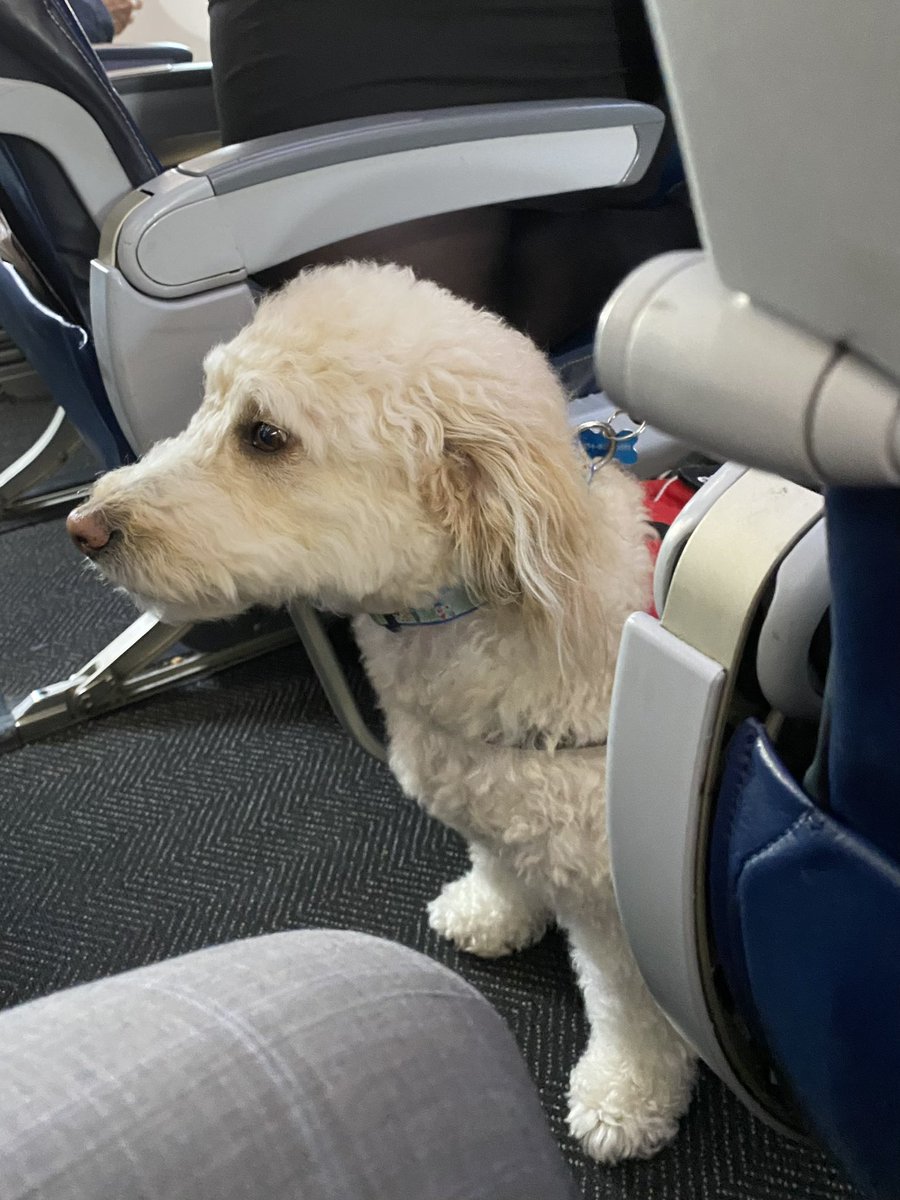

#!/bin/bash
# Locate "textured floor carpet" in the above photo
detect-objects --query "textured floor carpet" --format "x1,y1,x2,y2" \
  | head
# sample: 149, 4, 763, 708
0, 409, 857, 1199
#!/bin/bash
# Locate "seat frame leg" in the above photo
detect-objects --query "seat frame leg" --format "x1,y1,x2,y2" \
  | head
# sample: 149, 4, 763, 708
0, 611, 298, 752
0, 575, 385, 758
289, 601, 387, 762
0, 406, 89, 518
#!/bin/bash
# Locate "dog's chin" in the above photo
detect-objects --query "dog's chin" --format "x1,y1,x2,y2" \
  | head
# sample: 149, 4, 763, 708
87, 552, 250, 626
123, 590, 248, 627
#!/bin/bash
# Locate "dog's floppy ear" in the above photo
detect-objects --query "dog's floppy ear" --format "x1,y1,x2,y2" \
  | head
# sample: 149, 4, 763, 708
423, 406, 591, 626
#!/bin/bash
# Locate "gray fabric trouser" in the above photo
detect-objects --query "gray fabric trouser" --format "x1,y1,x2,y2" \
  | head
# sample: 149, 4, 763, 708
0, 930, 578, 1200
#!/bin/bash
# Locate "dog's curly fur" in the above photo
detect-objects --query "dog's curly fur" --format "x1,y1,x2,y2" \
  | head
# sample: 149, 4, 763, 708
82, 262, 696, 1160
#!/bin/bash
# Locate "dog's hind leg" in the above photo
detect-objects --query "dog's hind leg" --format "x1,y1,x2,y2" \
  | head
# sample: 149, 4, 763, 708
561, 890, 696, 1163
427, 844, 550, 958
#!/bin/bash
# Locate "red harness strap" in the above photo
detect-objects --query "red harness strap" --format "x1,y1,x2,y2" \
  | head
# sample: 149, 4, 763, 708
642, 476, 696, 617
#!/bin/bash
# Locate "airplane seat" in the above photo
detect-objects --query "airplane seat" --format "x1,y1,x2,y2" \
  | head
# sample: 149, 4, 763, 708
598, 3, 900, 1196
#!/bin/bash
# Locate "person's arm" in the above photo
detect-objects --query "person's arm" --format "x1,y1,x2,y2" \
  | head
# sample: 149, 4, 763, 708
68, 0, 114, 43
68, 0, 143, 43
102, 0, 144, 38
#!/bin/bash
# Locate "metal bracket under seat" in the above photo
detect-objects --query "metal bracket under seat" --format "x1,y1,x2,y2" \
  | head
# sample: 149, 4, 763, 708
0, 610, 297, 753
0, 600, 388, 759
0, 406, 89, 520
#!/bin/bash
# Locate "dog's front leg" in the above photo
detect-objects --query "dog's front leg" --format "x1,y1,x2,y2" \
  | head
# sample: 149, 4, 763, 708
561, 888, 696, 1163
427, 843, 550, 958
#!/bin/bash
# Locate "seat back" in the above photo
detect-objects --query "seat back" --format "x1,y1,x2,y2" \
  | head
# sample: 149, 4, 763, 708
0, 0, 161, 464
614, 2, 900, 1190
710, 486, 900, 1200
0, 257, 129, 467
0, 0, 160, 324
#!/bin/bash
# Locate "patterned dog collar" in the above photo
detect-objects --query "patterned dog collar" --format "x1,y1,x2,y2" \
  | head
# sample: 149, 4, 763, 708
371, 585, 479, 632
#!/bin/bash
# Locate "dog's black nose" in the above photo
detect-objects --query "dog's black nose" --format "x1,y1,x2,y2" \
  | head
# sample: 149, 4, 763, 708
66, 506, 112, 556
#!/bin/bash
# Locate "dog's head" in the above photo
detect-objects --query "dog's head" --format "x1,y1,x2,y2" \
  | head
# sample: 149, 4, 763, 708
70, 263, 592, 628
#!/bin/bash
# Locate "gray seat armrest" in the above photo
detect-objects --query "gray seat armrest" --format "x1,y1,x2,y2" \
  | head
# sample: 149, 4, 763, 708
93, 98, 664, 452
106, 99, 664, 300
95, 42, 193, 68
597, 0, 900, 487
111, 64, 219, 167
597, 250, 900, 486
181, 98, 662, 195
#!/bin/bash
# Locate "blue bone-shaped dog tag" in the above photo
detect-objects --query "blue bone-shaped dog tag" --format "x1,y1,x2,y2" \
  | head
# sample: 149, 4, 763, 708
612, 430, 639, 465
579, 425, 639, 466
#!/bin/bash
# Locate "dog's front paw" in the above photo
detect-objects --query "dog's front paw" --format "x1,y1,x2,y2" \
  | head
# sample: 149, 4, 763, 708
427, 871, 549, 958
567, 1043, 695, 1163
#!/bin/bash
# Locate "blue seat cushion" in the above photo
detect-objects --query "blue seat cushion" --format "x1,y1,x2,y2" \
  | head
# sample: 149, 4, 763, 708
711, 719, 900, 1200
0, 259, 132, 469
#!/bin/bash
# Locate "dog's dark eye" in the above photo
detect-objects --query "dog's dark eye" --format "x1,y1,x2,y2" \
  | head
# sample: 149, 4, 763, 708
249, 422, 289, 453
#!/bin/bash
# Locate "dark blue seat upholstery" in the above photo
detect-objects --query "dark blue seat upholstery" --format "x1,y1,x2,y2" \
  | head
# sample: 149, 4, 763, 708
0, 0, 161, 466
710, 487, 900, 1200
95, 43, 194, 72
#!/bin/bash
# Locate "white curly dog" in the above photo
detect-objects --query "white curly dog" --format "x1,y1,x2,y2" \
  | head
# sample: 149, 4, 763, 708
69, 262, 695, 1161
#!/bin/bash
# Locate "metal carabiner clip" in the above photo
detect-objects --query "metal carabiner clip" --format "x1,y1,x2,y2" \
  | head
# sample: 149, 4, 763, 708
576, 419, 618, 482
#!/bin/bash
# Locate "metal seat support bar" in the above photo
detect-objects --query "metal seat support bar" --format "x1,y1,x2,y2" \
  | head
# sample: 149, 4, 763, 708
289, 601, 387, 762
0, 611, 297, 751
0, 407, 87, 518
